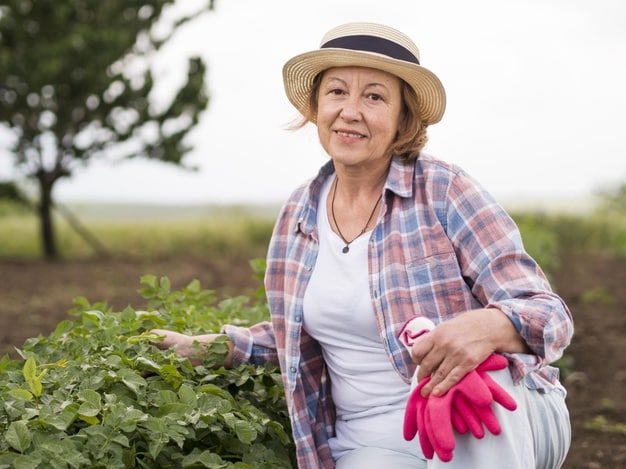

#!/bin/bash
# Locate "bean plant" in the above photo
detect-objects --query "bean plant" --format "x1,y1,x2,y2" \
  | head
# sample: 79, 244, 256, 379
0, 264, 295, 468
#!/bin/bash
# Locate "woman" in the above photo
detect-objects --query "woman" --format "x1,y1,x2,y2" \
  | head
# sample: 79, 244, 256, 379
153, 23, 573, 468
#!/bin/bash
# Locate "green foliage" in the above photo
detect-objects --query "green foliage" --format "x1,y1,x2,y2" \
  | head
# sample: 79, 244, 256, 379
512, 212, 626, 258
0, 275, 295, 468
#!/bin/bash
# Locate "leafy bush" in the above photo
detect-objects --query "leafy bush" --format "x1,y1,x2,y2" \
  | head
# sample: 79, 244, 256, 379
0, 270, 295, 468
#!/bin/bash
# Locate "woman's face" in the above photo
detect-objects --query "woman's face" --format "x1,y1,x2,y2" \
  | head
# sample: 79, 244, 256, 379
316, 66, 403, 169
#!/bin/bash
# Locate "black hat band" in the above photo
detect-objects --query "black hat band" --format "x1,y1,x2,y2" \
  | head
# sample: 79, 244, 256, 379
321, 35, 420, 65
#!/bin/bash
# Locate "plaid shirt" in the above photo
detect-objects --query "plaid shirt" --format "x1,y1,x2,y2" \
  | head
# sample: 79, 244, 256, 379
223, 154, 573, 468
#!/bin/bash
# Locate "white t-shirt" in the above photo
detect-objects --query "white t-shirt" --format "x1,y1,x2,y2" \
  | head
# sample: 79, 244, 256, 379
302, 176, 421, 460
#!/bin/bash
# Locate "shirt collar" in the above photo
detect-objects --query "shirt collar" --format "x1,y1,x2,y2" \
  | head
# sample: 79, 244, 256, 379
297, 154, 418, 234
385, 155, 415, 199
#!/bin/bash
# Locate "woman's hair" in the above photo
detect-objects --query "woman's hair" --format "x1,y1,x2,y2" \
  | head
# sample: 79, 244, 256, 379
288, 71, 428, 161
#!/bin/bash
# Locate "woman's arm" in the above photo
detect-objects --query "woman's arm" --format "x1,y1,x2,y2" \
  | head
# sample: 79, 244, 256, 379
151, 321, 279, 368
412, 168, 573, 397
151, 330, 234, 367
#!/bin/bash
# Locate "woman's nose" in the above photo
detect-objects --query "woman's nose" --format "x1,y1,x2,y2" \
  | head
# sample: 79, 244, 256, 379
339, 97, 362, 121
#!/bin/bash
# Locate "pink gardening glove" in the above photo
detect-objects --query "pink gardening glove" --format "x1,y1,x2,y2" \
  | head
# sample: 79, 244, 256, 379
403, 375, 436, 459
448, 354, 518, 437
398, 316, 517, 462
422, 354, 517, 462
398, 317, 438, 458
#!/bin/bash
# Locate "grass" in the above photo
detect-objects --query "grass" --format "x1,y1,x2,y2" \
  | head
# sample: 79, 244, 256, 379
0, 208, 276, 260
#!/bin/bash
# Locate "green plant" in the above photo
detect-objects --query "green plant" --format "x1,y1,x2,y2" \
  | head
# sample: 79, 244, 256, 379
0, 274, 294, 468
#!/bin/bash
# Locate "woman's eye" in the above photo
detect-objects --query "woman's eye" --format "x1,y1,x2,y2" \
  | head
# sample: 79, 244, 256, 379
368, 93, 383, 101
330, 88, 344, 95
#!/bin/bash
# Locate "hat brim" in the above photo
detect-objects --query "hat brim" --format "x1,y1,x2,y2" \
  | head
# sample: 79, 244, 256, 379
283, 48, 446, 125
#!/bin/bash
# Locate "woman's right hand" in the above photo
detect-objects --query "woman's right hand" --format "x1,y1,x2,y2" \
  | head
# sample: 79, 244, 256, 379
150, 329, 233, 367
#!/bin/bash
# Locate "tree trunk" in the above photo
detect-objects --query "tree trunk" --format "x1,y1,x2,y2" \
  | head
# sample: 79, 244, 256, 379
38, 174, 58, 259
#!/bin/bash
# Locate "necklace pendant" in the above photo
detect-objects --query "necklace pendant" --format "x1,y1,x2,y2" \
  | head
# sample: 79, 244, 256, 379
342, 245, 350, 254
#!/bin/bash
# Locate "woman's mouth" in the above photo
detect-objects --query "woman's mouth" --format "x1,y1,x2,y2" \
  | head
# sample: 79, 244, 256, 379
335, 130, 365, 139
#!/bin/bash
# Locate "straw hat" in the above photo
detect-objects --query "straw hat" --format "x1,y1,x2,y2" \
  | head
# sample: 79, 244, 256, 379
283, 22, 446, 125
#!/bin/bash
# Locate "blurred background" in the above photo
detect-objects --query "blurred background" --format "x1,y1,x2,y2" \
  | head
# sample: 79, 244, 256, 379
2, 0, 625, 211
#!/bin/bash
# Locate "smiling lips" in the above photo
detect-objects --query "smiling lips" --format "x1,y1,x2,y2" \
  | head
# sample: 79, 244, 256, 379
335, 129, 366, 139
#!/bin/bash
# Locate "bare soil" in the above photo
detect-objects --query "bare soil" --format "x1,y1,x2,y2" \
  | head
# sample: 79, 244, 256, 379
1, 250, 625, 468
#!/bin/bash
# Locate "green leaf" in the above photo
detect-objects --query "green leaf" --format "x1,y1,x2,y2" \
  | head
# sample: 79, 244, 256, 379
3, 398, 27, 419
140, 274, 158, 290
111, 433, 131, 448
156, 403, 192, 418
134, 355, 161, 371
119, 408, 147, 433
23, 357, 36, 382
155, 390, 179, 406
43, 403, 79, 431
78, 388, 102, 407
234, 420, 257, 445
23, 357, 42, 398
78, 402, 100, 418
144, 416, 167, 434
82, 310, 106, 328
178, 384, 198, 407
6, 421, 32, 453
185, 278, 201, 293
7, 389, 34, 402
158, 363, 184, 388
78, 414, 100, 425
72, 296, 91, 309
10, 454, 41, 469
49, 319, 74, 340
182, 449, 227, 468
159, 277, 171, 293
199, 383, 232, 400
119, 368, 146, 395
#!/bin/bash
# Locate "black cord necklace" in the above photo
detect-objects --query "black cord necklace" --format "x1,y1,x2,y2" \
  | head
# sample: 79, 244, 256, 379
330, 177, 382, 254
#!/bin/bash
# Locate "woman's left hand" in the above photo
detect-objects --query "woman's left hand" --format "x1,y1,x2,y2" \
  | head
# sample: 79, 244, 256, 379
410, 308, 527, 397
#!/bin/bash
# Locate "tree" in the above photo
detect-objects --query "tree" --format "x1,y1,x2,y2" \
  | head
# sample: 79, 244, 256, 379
0, 0, 213, 258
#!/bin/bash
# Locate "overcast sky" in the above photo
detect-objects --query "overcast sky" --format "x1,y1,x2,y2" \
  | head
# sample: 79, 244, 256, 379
4, 0, 626, 207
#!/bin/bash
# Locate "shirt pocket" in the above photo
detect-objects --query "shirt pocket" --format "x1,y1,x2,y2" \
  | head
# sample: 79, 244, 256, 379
405, 251, 475, 320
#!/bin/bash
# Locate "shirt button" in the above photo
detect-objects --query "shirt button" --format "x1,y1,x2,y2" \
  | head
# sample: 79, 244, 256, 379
290, 367, 297, 374
295, 316, 302, 322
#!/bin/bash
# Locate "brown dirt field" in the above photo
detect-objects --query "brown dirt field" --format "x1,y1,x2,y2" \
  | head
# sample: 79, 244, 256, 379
0, 250, 625, 468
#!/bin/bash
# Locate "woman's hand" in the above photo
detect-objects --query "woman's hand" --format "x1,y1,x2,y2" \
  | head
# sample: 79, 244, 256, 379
410, 308, 529, 397
150, 329, 234, 368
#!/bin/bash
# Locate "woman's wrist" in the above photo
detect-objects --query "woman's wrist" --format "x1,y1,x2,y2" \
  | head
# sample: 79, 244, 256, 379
189, 333, 234, 368
482, 307, 531, 354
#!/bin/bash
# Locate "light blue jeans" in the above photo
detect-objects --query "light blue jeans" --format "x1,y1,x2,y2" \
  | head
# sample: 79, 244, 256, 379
335, 369, 571, 469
